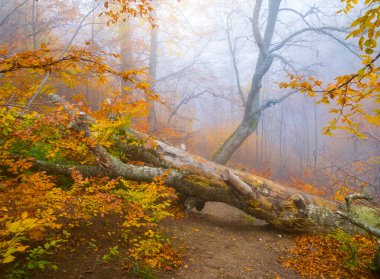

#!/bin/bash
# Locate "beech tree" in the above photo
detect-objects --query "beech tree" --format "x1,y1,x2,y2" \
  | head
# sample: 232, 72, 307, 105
212, 0, 352, 164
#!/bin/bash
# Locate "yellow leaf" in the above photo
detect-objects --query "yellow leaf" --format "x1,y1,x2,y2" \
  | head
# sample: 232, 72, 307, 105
21, 211, 28, 219
2, 255, 16, 264
16, 245, 28, 252
139, 82, 150, 89
6, 221, 21, 233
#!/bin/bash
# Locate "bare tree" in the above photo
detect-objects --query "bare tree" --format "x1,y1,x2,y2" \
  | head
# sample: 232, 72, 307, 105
212, 0, 352, 164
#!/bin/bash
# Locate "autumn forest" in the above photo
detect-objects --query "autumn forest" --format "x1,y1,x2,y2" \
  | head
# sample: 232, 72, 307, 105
0, 0, 379, 278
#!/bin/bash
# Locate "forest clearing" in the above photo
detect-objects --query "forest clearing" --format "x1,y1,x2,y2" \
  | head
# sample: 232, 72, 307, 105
0, 0, 379, 278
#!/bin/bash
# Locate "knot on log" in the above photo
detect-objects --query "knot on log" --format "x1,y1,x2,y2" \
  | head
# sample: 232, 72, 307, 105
289, 194, 307, 210
260, 185, 270, 197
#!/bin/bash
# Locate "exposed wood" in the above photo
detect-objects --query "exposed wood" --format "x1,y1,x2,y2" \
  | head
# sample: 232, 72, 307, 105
221, 169, 253, 196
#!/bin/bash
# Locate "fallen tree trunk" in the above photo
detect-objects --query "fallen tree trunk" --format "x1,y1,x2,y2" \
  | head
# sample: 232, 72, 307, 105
34, 94, 378, 234
117, 131, 353, 233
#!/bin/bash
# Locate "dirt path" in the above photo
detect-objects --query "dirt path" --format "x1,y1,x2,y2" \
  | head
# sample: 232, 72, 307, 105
158, 202, 301, 279
25, 202, 301, 279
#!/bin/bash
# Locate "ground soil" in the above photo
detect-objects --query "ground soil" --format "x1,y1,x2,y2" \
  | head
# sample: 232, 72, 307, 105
158, 202, 301, 279
3, 203, 302, 278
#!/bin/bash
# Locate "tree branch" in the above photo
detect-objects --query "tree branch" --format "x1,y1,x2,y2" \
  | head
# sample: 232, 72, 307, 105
0, 0, 28, 27
270, 27, 348, 54
279, 7, 320, 27
221, 169, 253, 196
256, 89, 298, 113
336, 211, 380, 237
252, 0, 266, 56
226, 12, 246, 105
21, 2, 101, 114
344, 193, 373, 212
318, 30, 360, 59
156, 43, 208, 83
272, 54, 298, 74
167, 89, 210, 124
47, 94, 183, 182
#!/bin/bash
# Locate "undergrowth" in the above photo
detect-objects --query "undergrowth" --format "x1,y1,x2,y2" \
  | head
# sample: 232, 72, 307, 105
0, 153, 183, 277
281, 230, 379, 278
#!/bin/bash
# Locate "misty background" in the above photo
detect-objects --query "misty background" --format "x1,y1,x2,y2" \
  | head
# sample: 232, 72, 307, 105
1, 0, 379, 199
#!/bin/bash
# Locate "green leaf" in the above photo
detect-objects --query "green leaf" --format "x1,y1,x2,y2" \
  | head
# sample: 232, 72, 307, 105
365, 48, 374, 54
357, 68, 365, 80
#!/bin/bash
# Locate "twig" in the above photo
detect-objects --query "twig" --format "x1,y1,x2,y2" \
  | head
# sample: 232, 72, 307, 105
344, 193, 373, 212
20, 2, 101, 115
336, 210, 380, 237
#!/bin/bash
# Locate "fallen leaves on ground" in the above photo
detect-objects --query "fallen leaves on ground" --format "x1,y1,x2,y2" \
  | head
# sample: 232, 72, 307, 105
281, 233, 378, 279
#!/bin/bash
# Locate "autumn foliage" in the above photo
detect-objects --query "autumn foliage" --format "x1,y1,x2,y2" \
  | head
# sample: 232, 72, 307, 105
0, 0, 379, 277
281, 231, 378, 278
0, 132, 182, 275
0, 1, 183, 277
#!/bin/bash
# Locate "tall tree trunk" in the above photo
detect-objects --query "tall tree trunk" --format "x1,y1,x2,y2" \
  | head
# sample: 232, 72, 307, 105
31, 0, 37, 50
213, 121, 259, 164
213, 0, 281, 164
302, 96, 310, 170
119, 17, 133, 95
147, 1, 158, 132
279, 102, 284, 177
313, 97, 318, 172
260, 114, 264, 166
24, 0, 28, 50
313, 52, 319, 172
255, 130, 259, 166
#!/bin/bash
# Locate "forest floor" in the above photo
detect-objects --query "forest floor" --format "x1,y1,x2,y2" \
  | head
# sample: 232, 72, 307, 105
26, 202, 302, 279
157, 202, 301, 279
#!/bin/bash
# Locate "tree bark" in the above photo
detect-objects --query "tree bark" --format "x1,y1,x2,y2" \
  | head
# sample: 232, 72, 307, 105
147, 0, 158, 131
127, 131, 357, 233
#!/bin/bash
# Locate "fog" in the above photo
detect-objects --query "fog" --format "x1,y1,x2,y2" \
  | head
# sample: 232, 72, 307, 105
1, 0, 379, 199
